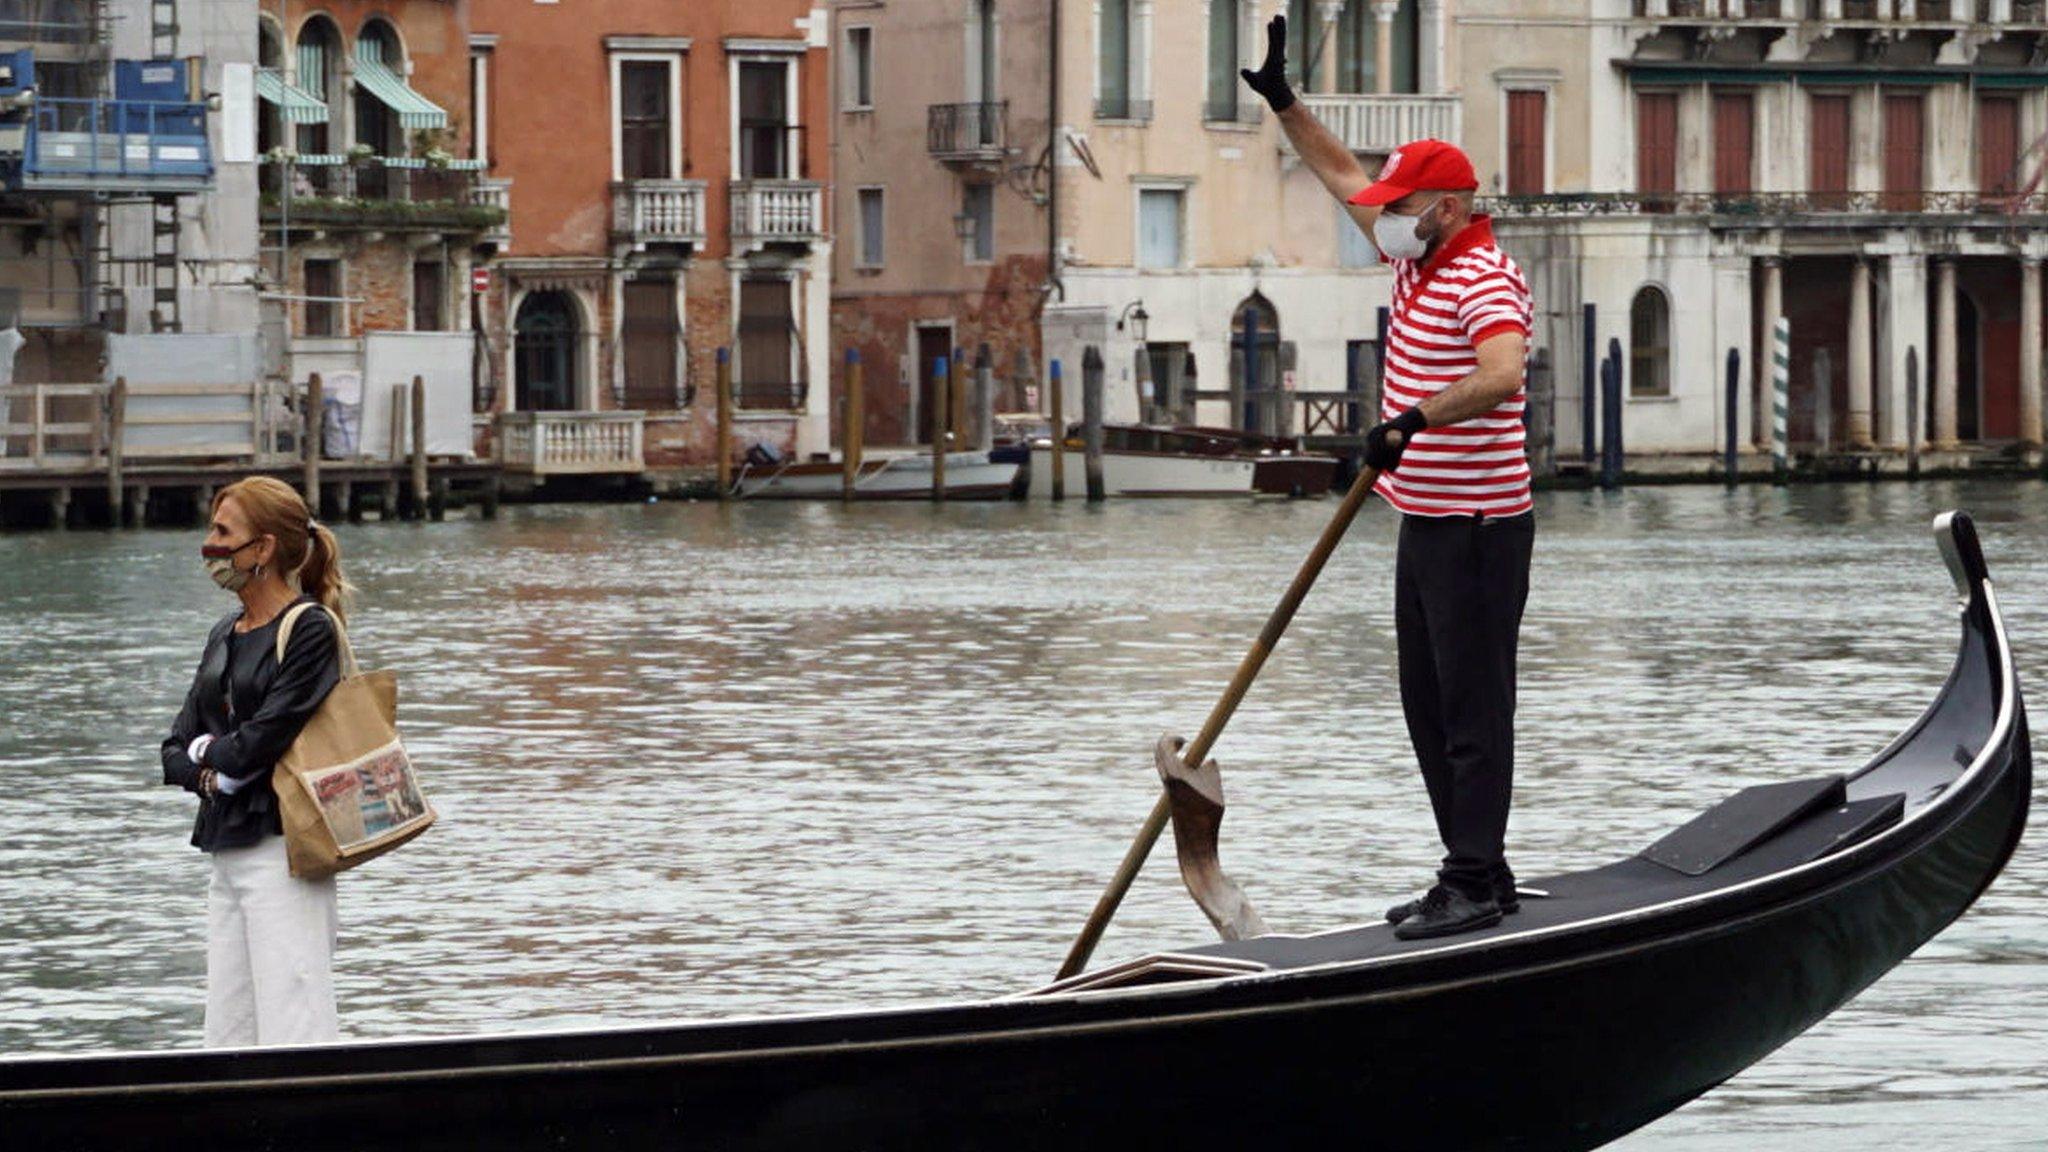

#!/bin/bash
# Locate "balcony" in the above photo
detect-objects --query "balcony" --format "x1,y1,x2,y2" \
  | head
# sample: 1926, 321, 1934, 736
729, 180, 824, 252
497, 411, 645, 477
14, 97, 213, 193
259, 155, 508, 234
471, 176, 513, 248
927, 102, 1008, 165
1291, 94, 1461, 156
1632, 0, 2043, 23
611, 179, 707, 252
1479, 189, 2048, 219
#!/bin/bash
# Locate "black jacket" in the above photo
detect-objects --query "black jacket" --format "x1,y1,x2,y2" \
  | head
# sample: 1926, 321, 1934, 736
161, 599, 342, 853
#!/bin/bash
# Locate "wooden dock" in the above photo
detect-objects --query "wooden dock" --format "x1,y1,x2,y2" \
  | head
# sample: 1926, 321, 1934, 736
0, 377, 502, 530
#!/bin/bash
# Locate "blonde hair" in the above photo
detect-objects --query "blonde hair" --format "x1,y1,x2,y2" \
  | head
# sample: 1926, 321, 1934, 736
212, 477, 355, 626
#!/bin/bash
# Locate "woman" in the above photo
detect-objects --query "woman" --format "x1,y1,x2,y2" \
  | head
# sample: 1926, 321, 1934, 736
161, 476, 353, 1047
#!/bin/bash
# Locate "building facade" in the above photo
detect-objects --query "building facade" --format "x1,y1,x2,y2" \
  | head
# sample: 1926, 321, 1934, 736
1457, 0, 2048, 458
829, 0, 1454, 447
257, 0, 502, 461
473, 0, 832, 476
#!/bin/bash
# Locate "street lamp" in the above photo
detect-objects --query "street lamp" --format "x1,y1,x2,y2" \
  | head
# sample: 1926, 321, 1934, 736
1116, 300, 1149, 344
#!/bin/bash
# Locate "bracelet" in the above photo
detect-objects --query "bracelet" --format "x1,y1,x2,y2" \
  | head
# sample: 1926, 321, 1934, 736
199, 767, 216, 800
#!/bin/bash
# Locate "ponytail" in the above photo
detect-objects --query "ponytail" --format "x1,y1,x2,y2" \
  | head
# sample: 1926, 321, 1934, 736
299, 523, 354, 628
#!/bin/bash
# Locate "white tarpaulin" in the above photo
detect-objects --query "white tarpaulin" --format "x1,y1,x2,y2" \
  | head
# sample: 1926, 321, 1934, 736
104, 334, 265, 455
362, 332, 475, 459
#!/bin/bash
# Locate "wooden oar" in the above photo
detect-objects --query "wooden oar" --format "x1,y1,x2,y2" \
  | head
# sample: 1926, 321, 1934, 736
1056, 463, 1383, 979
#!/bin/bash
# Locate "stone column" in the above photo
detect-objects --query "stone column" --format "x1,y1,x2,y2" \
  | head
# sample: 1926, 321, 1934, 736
2022, 255, 2043, 446
1417, 0, 1445, 94
1880, 250, 1929, 449
1373, 1, 1397, 96
1314, 1, 1343, 95
1933, 257, 1959, 447
1757, 257, 1783, 448
1848, 258, 1875, 448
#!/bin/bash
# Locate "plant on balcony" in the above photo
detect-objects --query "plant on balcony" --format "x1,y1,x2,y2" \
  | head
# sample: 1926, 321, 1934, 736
259, 192, 508, 232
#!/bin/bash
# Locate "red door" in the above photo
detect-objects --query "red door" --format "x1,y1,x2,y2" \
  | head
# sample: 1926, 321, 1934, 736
1636, 92, 1677, 208
1712, 90, 1753, 197
1809, 93, 1851, 209
1507, 90, 1546, 196
1978, 94, 2020, 208
1883, 92, 1925, 211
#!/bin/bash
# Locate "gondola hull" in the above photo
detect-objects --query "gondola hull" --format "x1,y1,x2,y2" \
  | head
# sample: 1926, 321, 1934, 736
0, 514, 2028, 1151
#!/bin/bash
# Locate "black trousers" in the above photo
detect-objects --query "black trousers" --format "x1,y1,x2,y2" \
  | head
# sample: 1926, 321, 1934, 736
1394, 511, 1534, 901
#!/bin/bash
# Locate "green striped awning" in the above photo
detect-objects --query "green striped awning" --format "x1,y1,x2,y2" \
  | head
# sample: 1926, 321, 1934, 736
256, 68, 329, 124
350, 58, 448, 131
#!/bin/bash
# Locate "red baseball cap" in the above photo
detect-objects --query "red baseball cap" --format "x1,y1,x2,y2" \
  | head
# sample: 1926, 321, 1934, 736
1347, 139, 1479, 207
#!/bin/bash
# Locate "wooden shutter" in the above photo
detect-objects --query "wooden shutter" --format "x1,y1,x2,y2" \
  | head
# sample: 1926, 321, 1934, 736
1507, 90, 1546, 196
1712, 90, 1753, 196
1883, 92, 1925, 211
1978, 94, 2020, 207
737, 279, 794, 407
411, 261, 444, 332
1636, 92, 1678, 204
1809, 93, 1851, 208
621, 278, 678, 409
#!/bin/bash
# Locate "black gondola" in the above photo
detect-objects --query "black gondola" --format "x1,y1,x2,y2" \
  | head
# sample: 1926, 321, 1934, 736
1, 513, 2029, 1151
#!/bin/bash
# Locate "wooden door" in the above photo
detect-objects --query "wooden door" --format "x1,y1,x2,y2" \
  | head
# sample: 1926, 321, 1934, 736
1883, 92, 1925, 211
914, 325, 950, 445
1712, 90, 1753, 196
1809, 93, 1851, 208
1636, 92, 1677, 207
1507, 90, 1546, 195
1978, 94, 2020, 208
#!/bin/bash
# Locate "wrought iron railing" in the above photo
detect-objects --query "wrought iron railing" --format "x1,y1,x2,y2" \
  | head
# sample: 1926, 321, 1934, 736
735, 381, 808, 411
1480, 190, 2048, 217
927, 101, 1008, 159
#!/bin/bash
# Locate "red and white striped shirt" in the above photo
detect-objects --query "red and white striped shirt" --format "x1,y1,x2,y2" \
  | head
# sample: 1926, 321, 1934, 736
1376, 215, 1534, 519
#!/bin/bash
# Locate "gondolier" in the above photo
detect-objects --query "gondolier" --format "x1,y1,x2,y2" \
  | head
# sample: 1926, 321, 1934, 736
1243, 17, 1535, 939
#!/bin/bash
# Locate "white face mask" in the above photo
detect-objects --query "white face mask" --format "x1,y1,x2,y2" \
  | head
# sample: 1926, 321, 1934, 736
1373, 197, 1442, 261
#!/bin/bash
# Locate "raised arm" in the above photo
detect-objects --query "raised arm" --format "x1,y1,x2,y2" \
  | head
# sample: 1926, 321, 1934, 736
1241, 16, 1382, 240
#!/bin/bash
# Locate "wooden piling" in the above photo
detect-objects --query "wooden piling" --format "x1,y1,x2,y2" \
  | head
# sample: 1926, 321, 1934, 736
49, 486, 70, 530
302, 372, 322, 513
1082, 345, 1105, 502
381, 478, 400, 522
1049, 359, 1066, 502
430, 475, 449, 522
1723, 348, 1740, 487
340, 480, 359, 523
480, 474, 501, 520
411, 375, 429, 518
931, 355, 950, 503
1906, 346, 1921, 482
843, 349, 863, 503
973, 344, 994, 451
716, 347, 733, 499
105, 377, 126, 527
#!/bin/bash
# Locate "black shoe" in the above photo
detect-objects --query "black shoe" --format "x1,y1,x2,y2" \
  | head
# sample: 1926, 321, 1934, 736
1392, 887, 1503, 941
1387, 877, 1520, 924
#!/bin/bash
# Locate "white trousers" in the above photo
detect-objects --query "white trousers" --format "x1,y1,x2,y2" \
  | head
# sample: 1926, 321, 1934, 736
204, 834, 339, 1047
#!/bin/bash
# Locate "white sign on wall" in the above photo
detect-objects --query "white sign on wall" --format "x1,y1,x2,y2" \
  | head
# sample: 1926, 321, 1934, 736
218, 64, 255, 165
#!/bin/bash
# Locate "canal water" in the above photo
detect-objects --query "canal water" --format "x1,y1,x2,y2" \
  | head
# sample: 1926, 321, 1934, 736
0, 480, 2043, 1148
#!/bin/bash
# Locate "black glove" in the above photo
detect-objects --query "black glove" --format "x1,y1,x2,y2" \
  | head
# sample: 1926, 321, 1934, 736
1363, 407, 1428, 473
1239, 15, 1296, 114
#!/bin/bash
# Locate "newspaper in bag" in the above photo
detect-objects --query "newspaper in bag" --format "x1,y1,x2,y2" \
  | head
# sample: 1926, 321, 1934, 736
299, 737, 431, 853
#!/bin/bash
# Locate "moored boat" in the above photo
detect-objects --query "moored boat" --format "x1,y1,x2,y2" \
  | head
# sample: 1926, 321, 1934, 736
733, 450, 1021, 500
1023, 424, 1339, 499
0, 513, 2026, 1152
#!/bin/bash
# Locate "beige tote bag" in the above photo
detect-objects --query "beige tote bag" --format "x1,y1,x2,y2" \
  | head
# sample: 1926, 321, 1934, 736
269, 602, 435, 879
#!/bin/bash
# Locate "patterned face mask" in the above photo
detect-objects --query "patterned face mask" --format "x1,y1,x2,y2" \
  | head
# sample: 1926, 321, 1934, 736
201, 538, 261, 592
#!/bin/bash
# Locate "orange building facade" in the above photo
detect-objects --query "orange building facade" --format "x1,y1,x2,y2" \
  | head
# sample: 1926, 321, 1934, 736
473, 0, 833, 474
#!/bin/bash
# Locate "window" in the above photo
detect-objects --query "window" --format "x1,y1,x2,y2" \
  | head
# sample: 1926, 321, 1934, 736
1097, 0, 1130, 118
1978, 94, 2020, 205
963, 183, 994, 263
1809, 93, 1851, 208
1636, 92, 1677, 200
858, 187, 885, 268
1337, 202, 1377, 269
353, 21, 402, 160
303, 259, 339, 337
1205, 0, 1242, 122
1506, 90, 1547, 195
1882, 91, 1924, 211
737, 278, 797, 409
617, 60, 673, 180
1146, 342, 1191, 423
844, 26, 873, 110
412, 260, 445, 331
1629, 286, 1670, 398
622, 277, 681, 409
1137, 187, 1183, 270
293, 17, 340, 155
1712, 89, 1754, 197
738, 61, 792, 179
1337, 0, 1418, 94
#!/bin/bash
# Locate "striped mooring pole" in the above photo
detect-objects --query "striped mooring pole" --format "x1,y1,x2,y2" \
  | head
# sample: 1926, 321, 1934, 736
1771, 317, 1790, 485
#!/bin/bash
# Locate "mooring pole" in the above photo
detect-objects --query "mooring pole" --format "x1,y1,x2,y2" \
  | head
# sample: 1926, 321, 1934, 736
1601, 339, 1624, 490
1906, 345, 1921, 482
410, 375, 429, 520
1082, 344, 1106, 502
1049, 358, 1066, 502
716, 347, 733, 499
301, 372, 322, 516
1724, 348, 1740, 488
1582, 302, 1598, 466
1771, 318, 1790, 485
843, 348, 863, 503
106, 376, 127, 527
932, 356, 950, 503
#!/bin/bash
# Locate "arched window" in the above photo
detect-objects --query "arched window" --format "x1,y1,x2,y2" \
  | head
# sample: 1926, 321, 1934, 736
354, 19, 405, 159
1230, 292, 1282, 432
515, 292, 582, 412
294, 16, 342, 154
1630, 286, 1671, 398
